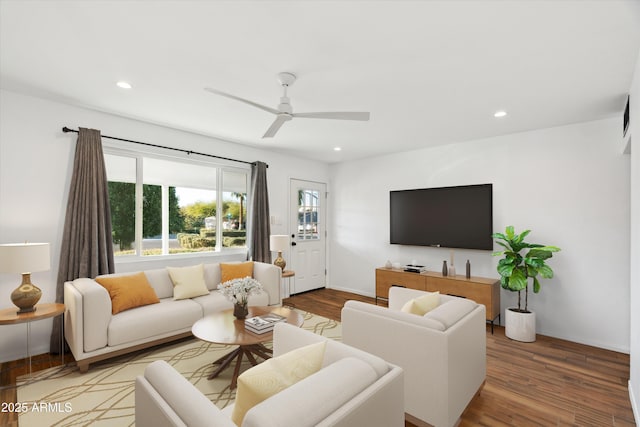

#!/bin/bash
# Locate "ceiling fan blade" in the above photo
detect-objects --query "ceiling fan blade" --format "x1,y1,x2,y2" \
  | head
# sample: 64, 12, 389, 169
292, 111, 370, 121
262, 115, 290, 138
204, 87, 279, 115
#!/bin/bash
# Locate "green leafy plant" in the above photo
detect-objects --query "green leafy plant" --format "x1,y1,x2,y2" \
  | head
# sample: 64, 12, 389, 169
492, 226, 560, 313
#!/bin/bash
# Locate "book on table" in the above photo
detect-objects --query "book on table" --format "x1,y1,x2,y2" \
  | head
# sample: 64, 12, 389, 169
244, 313, 286, 334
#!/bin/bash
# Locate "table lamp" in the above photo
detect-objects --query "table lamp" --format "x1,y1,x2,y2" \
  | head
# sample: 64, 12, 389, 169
269, 235, 289, 270
0, 243, 50, 313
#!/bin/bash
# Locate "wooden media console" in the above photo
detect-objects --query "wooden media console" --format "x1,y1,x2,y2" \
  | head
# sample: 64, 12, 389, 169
375, 267, 501, 332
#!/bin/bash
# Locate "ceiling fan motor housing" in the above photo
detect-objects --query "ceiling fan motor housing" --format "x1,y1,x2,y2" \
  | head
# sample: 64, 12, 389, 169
278, 96, 292, 114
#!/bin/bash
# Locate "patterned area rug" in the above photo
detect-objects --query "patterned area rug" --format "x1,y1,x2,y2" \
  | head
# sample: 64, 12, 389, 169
17, 310, 340, 427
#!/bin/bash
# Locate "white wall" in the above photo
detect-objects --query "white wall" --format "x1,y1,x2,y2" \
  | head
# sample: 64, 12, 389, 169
329, 118, 630, 352
628, 47, 640, 424
0, 89, 329, 362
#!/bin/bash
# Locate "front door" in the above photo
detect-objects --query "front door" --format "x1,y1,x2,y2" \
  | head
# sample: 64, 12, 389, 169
289, 179, 326, 294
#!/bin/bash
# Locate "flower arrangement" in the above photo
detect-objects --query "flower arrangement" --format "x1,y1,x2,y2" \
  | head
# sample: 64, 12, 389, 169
217, 276, 263, 306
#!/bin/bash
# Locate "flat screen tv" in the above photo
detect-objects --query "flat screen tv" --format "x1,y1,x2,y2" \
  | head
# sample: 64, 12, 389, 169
390, 184, 493, 250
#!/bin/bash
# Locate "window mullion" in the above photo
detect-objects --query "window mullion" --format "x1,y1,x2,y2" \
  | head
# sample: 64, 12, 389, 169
162, 185, 169, 255
135, 156, 143, 257
216, 168, 223, 252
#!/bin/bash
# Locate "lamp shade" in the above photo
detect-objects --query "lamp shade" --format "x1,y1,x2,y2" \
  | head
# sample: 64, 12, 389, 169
269, 235, 289, 252
0, 243, 50, 274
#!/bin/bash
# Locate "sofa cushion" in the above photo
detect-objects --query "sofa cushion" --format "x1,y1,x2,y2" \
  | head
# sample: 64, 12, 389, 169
167, 264, 210, 300
243, 357, 378, 427
95, 272, 160, 315
138, 268, 175, 299
220, 261, 254, 283
231, 341, 326, 426
191, 291, 233, 316
203, 263, 222, 291
424, 297, 478, 329
108, 298, 202, 347
400, 291, 440, 315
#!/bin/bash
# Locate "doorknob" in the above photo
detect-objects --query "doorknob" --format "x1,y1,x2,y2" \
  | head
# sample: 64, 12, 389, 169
291, 241, 297, 246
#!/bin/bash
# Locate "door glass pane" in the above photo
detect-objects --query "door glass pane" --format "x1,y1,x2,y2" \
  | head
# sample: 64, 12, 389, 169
105, 154, 137, 256
222, 170, 248, 248
298, 189, 320, 240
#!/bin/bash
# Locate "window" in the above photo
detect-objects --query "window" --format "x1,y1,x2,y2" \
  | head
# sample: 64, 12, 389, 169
104, 151, 249, 257
297, 189, 320, 240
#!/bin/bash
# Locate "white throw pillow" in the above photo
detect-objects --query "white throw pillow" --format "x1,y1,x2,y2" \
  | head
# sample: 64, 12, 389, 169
167, 264, 210, 300
400, 291, 440, 315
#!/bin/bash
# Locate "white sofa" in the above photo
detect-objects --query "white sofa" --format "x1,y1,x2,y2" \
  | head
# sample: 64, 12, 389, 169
341, 287, 486, 427
135, 322, 405, 427
65, 261, 281, 372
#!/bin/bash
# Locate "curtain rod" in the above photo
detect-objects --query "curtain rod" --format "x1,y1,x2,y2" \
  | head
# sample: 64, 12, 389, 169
61, 127, 266, 168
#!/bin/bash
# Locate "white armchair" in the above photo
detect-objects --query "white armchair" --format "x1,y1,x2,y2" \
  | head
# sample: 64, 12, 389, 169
341, 287, 486, 427
136, 322, 405, 427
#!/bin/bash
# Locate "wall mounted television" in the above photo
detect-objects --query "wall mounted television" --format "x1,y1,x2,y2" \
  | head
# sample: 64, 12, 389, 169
390, 184, 493, 250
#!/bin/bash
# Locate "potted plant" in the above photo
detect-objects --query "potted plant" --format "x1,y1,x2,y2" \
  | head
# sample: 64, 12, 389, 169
492, 226, 560, 342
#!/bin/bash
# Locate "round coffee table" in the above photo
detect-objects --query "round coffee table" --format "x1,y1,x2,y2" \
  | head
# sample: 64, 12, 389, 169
192, 306, 303, 389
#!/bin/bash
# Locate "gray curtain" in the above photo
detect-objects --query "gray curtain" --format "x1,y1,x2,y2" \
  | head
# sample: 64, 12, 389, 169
248, 161, 271, 263
51, 127, 115, 352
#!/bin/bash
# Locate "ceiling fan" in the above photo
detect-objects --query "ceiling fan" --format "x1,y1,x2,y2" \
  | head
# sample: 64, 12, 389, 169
204, 72, 370, 138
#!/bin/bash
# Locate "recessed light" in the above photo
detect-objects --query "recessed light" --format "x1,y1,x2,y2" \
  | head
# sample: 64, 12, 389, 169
494, 110, 507, 118
116, 81, 132, 89
334, 147, 342, 151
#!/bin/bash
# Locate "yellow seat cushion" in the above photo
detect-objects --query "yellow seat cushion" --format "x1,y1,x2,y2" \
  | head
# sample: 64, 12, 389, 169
400, 291, 440, 315
220, 261, 254, 283
167, 264, 210, 300
231, 341, 326, 426
95, 272, 160, 315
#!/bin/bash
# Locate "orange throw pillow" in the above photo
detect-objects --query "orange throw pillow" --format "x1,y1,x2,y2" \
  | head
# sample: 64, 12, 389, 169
96, 272, 160, 314
220, 261, 254, 283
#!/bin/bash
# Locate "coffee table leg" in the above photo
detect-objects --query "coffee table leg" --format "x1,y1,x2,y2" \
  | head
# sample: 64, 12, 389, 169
248, 343, 272, 361
230, 349, 246, 390
245, 350, 258, 366
208, 347, 240, 380
207, 344, 274, 388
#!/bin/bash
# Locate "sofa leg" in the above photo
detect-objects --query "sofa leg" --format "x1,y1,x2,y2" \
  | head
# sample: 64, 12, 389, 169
77, 362, 89, 373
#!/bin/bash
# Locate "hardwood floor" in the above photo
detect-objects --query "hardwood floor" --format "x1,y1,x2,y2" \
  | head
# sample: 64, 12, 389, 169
284, 288, 635, 427
1, 288, 634, 427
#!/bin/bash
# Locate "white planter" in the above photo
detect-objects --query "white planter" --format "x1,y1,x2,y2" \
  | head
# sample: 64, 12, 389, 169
505, 308, 536, 342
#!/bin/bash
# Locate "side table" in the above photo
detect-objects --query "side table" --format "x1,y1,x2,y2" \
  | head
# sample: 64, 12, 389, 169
282, 270, 295, 297
0, 303, 65, 381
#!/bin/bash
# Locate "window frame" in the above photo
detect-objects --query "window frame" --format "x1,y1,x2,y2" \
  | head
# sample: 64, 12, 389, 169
103, 145, 250, 262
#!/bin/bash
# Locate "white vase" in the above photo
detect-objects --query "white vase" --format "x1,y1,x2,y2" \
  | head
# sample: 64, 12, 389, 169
505, 308, 536, 342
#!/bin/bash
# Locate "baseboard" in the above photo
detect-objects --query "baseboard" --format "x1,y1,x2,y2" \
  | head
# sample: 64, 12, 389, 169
327, 285, 374, 298
630, 380, 639, 425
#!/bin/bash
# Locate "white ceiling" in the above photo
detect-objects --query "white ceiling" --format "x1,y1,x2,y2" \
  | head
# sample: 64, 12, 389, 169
1, 0, 639, 163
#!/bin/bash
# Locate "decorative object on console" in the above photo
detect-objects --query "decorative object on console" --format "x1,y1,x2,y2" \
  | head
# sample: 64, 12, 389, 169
269, 234, 289, 270
442, 260, 448, 276
492, 226, 560, 342
466, 260, 471, 279
218, 277, 263, 320
449, 250, 456, 276
0, 242, 50, 313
